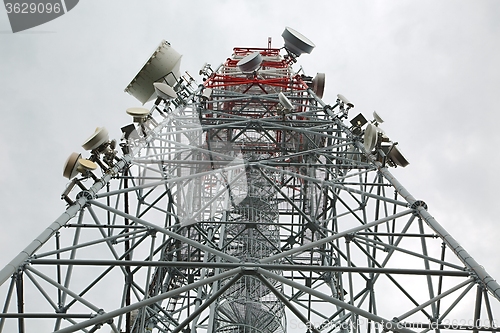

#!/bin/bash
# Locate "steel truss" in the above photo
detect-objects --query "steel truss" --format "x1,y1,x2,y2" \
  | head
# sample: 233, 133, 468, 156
0, 41, 499, 333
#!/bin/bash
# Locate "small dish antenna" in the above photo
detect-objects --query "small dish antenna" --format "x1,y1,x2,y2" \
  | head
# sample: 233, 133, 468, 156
63, 152, 98, 179
278, 92, 293, 111
82, 127, 109, 151
312, 73, 325, 98
237, 52, 263, 73
337, 94, 354, 108
124, 40, 182, 104
201, 88, 213, 101
373, 111, 384, 124
282, 27, 315, 57
363, 123, 378, 152
388, 145, 409, 167
126, 107, 150, 123
153, 82, 178, 101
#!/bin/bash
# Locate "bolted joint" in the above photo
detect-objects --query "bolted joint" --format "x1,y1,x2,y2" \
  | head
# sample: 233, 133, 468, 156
411, 200, 428, 211
56, 305, 68, 314
241, 265, 258, 275
76, 190, 95, 201
381, 318, 401, 332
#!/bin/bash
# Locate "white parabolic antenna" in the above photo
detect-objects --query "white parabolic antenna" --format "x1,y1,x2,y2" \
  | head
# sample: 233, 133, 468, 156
63, 152, 97, 179
278, 92, 293, 111
282, 27, 315, 56
237, 52, 263, 73
79, 159, 97, 171
388, 145, 409, 167
373, 111, 384, 124
82, 127, 109, 151
153, 82, 178, 100
125, 40, 182, 104
363, 123, 378, 152
312, 73, 325, 98
126, 107, 150, 122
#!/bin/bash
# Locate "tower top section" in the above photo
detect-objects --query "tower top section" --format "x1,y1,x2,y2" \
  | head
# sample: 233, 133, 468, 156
202, 27, 324, 96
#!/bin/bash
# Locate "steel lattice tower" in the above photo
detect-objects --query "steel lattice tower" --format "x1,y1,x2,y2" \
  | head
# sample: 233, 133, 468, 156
0, 28, 499, 333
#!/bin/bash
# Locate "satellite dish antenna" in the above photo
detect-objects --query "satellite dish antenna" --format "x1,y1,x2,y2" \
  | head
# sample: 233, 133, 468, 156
282, 27, 315, 57
237, 52, 263, 73
82, 127, 109, 151
153, 82, 178, 101
312, 73, 325, 98
126, 107, 150, 123
124, 40, 182, 104
79, 159, 98, 171
63, 152, 98, 179
373, 111, 384, 124
388, 145, 409, 167
278, 92, 293, 111
201, 88, 213, 101
363, 123, 378, 152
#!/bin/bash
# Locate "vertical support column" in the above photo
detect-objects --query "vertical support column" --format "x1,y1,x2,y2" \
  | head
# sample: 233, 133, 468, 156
0, 276, 16, 332
15, 272, 24, 333
473, 286, 482, 333
124, 172, 131, 333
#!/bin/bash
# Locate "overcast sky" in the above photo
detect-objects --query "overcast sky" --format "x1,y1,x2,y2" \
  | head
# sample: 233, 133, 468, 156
0, 0, 499, 323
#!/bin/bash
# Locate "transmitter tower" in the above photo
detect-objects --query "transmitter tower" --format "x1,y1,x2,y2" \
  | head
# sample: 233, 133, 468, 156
0, 28, 498, 333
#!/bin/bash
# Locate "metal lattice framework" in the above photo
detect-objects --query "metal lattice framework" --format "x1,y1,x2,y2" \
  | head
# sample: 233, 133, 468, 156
0, 31, 499, 333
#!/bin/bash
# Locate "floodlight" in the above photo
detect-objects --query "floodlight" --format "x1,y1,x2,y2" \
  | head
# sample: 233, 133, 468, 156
237, 52, 263, 73
126, 107, 150, 123
82, 127, 109, 151
312, 73, 325, 98
337, 94, 354, 108
153, 82, 178, 101
363, 123, 378, 152
282, 27, 315, 57
278, 92, 293, 111
350, 113, 368, 128
124, 40, 182, 104
63, 152, 98, 179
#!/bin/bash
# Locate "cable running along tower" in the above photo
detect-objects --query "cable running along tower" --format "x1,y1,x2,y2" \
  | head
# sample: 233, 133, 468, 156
0, 27, 499, 333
